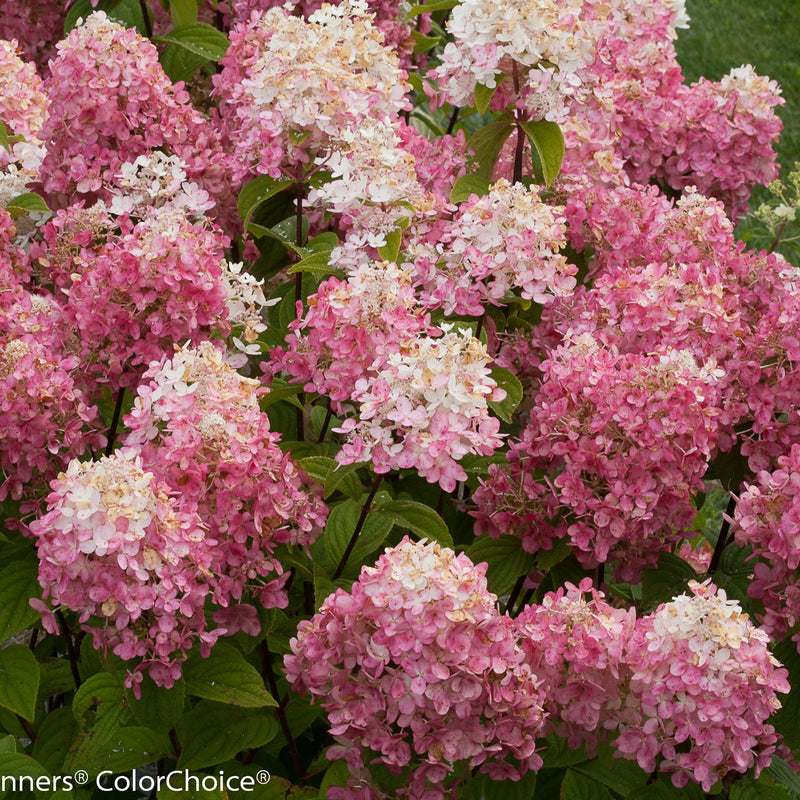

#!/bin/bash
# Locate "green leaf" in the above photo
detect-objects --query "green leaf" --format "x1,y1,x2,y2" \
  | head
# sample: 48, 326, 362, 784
0, 121, 8, 153
450, 173, 491, 204
183, 643, 277, 707
125, 675, 185, 732
561, 769, 612, 800
238, 176, 294, 230
412, 31, 441, 53
771, 640, 800, 750
517, 119, 565, 188
377, 226, 404, 263
73, 672, 126, 728
324, 462, 366, 500
260, 379, 305, 410
406, 0, 457, 17
378, 499, 453, 548
4, 192, 50, 218
474, 81, 498, 115
83, 726, 170, 775
640, 551, 698, 610
307, 231, 340, 252
0, 646, 39, 722
464, 534, 536, 596
322, 499, 360, 568
0, 736, 14, 754
177, 701, 278, 770
467, 116, 515, 181
766, 758, 800, 794
711, 445, 751, 492
536, 538, 572, 571
153, 23, 230, 62
286, 250, 343, 278
32, 707, 77, 773
0, 560, 41, 642
482, 771, 537, 800
170, 0, 198, 26
249, 216, 308, 257
487, 366, 523, 423
0, 753, 49, 798
572, 742, 648, 795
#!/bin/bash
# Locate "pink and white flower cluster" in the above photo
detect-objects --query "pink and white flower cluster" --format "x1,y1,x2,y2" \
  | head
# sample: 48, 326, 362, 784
336, 325, 506, 491
285, 538, 547, 800
32, 343, 327, 690
475, 334, 722, 580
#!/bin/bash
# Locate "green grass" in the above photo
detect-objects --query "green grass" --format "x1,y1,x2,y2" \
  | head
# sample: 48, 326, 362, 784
675, 0, 800, 181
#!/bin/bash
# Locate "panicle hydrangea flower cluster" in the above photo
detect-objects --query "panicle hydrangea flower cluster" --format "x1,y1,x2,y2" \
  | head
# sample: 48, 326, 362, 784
106, 152, 216, 220
432, 0, 594, 122
516, 578, 636, 755
571, 0, 783, 218
614, 580, 790, 791
31, 201, 231, 390
336, 326, 506, 492
285, 537, 546, 800
30, 451, 219, 692
124, 342, 328, 611
213, 0, 410, 184
39, 13, 230, 214
0, 1, 65, 73
403, 179, 574, 316
474, 334, 722, 580
733, 444, 800, 647
396, 123, 468, 202
270, 260, 437, 408
0, 334, 102, 505
0, 39, 47, 143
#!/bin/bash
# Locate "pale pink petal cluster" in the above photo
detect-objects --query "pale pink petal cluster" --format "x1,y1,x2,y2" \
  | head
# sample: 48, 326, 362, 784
285, 537, 546, 800
405, 179, 574, 315
30, 451, 219, 691
516, 578, 637, 754
733, 444, 800, 647
336, 326, 506, 491
213, 0, 410, 183
615, 580, 789, 791
432, 0, 594, 121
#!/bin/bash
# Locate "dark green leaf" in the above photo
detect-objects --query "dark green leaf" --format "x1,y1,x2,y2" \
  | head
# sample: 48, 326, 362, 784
378, 499, 453, 547
536, 538, 572, 571
467, 116, 515, 181
767, 758, 800, 794
0, 753, 49, 799
160, 42, 208, 83
573, 742, 648, 795
125, 675, 185, 732
482, 770, 537, 800
82, 726, 170, 775
0, 736, 14, 754
377, 227, 404, 263
0, 560, 41, 642
561, 769, 612, 800
517, 119, 565, 188
450, 173, 492, 204
260, 379, 305, 410
488, 366, 523, 423
177, 702, 278, 770
464, 534, 536, 596
640, 551, 698, 610
412, 31, 441, 53
0, 646, 39, 721
183, 644, 277, 707
64, 0, 123, 34
322, 499, 361, 569
153, 23, 230, 62
238, 177, 294, 230
73, 672, 126, 728
32, 707, 77, 773
0, 121, 8, 152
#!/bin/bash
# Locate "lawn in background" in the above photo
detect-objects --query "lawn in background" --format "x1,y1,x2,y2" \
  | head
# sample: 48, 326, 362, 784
675, 0, 800, 186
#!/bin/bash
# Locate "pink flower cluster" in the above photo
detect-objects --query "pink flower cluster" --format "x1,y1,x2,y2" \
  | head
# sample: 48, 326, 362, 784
336, 326, 506, 491
734, 444, 800, 647
39, 13, 229, 214
31, 201, 231, 391
285, 538, 546, 800
270, 260, 436, 409
615, 580, 789, 791
516, 578, 636, 755
573, 0, 783, 218
475, 334, 722, 580
125, 342, 328, 610
31, 451, 219, 691
31, 343, 327, 690
213, 0, 409, 184
404, 179, 574, 316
